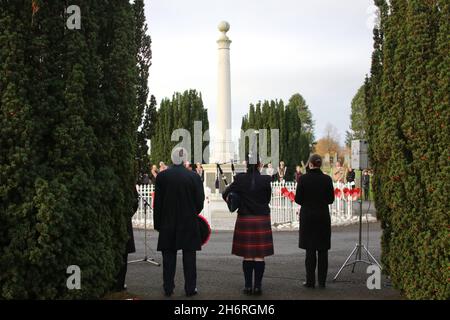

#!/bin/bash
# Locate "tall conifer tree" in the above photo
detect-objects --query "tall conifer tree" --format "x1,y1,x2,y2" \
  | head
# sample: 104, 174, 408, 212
0, 0, 139, 299
150, 90, 209, 165
366, 0, 449, 299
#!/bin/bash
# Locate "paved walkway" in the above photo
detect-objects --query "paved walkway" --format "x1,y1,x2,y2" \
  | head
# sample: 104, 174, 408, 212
126, 223, 402, 300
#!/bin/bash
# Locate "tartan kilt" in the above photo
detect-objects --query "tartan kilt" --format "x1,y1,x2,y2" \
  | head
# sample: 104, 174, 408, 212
232, 215, 274, 258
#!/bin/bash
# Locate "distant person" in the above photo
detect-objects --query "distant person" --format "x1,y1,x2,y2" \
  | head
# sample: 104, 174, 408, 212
294, 165, 303, 184
346, 167, 356, 188
305, 161, 311, 174
150, 165, 158, 185
332, 161, 345, 184
185, 161, 193, 171
142, 173, 150, 185
153, 148, 205, 297
196, 162, 204, 182
265, 163, 275, 176
159, 161, 167, 172
295, 154, 334, 289
277, 161, 287, 183
222, 154, 273, 296
362, 170, 371, 201
264, 163, 276, 182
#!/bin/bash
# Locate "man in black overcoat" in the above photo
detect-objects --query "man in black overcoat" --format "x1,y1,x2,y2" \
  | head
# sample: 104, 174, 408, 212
153, 148, 205, 297
295, 154, 334, 288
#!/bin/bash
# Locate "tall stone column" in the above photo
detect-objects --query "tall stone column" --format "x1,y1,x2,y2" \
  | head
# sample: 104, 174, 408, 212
204, 21, 245, 194
214, 21, 234, 163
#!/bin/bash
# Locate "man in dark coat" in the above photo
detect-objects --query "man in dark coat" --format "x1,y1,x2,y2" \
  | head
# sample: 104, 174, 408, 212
295, 154, 334, 288
153, 148, 205, 297
115, 185, 138, 291
346, 167, 356, 189
362, 170, 371, 201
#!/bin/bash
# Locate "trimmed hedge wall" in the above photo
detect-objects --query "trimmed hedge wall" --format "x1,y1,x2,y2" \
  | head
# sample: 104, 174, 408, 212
0, 1, 138, 299
366, 0, 449, 299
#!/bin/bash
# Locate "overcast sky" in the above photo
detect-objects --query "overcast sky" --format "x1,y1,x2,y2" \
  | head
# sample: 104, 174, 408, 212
144, 0, 376, 145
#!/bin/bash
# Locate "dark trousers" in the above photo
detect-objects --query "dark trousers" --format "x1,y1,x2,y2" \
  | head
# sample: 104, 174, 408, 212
162, 250, 197, 294
305, 249, 328, 285
115, 252, 128, 291
363, 187, 370, 201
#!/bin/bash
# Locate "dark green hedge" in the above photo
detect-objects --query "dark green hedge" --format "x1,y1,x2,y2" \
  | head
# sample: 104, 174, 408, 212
0, 1, 138, 299
366, 0, 449, 299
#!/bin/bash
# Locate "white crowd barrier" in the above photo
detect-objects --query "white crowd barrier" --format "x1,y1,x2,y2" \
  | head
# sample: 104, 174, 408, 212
270, 182, 299, 225
133, 184, 212, 229
133, 181, 357, 229
270, 181, 357, 226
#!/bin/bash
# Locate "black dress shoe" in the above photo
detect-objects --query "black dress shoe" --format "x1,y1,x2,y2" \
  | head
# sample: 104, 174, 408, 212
186, 289, 198, 297
318, 283, 326, 289
302, 282, 315, 288
242, 287, 252, 295
164, 285, 175, 297
164, 291, 173, 297
253, 287, 262, 296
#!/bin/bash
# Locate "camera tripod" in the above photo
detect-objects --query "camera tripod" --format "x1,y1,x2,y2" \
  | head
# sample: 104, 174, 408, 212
333, 170, 381, 281
128, 195, 160, 267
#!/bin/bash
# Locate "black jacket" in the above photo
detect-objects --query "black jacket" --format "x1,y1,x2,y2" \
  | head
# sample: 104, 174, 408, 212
294, 172, 303, 184
295, 169, 334, 250
222, 171, 272, 216
149, 173, 157, 185
141, 174, 150, 185
346, 170, 356, 183
153, 164, 205, 251
362, 174, 370, 189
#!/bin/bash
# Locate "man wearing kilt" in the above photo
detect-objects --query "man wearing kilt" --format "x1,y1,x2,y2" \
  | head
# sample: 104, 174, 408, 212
222, 155, 274, 295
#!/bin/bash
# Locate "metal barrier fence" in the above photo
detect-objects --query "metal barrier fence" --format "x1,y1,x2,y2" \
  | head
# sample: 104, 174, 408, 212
269, 181, 356, 226
134, 184, 211, 229
134, 181, 356, 229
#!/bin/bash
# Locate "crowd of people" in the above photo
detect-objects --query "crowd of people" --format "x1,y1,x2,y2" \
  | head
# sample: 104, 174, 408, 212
140, 161, 205, 185
140, 159, 373, 201
331, 161, 373, 200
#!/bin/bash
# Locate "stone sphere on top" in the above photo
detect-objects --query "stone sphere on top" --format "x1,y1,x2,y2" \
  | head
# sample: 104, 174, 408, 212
218, 21, 230, 33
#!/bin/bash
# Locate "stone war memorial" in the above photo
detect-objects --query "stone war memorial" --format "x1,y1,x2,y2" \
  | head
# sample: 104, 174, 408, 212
0, 0, 448, 311
203, 21, 246, 194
